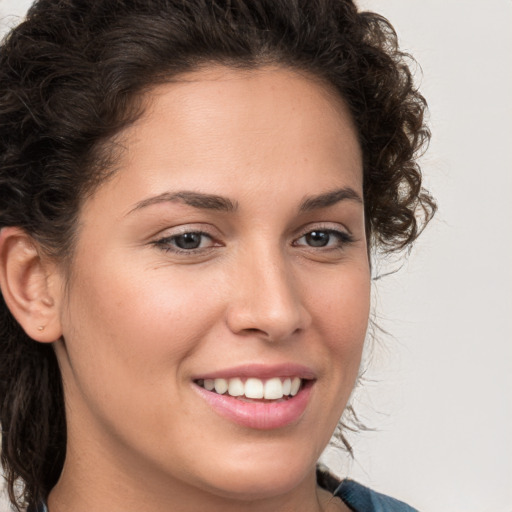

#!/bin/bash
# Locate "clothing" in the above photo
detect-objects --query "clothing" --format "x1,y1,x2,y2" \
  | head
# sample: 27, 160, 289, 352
32, 480, 418, 512
334, 479, 419, 512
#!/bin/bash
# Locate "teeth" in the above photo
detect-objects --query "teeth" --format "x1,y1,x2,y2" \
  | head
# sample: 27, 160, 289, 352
200, 376, 303, 400
245, 378, 264, 398
264, 377, 283, 399
214, 378, 228, 395
290, 376, 301, 396
282, 378, 292, 395
228, 377, 244, 397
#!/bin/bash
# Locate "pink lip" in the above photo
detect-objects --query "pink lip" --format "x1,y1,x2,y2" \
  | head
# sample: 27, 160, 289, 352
192, 363, 316, 381
191, 363, 316, 430
193, 382, 313, 430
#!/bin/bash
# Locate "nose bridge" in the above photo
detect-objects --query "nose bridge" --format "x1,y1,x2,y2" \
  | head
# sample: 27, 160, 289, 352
226, 240, 311, 340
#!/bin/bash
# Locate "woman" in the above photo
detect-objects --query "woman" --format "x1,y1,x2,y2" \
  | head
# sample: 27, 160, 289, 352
0, 1, 436, 511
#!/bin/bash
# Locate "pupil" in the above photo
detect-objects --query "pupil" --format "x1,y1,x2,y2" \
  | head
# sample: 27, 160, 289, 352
306, 231, 329, 247
175, 233, 202, 249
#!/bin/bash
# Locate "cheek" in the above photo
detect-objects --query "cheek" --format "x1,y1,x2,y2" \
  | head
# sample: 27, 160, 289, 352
60, 257, 224, 387
305, 264, 370, 377
309, 264, 370, 336
58, 259, 229, 447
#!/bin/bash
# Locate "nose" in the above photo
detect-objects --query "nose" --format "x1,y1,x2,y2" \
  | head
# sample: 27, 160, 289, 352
225, 246, 312, 342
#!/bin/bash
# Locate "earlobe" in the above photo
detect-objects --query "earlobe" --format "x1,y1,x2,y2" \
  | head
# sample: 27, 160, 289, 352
0, 227, 63, 343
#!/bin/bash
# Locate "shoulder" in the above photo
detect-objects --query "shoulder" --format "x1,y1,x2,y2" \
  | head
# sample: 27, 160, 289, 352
334, 479, 419, 512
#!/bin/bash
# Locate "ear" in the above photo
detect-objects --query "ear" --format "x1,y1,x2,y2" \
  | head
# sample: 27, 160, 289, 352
0, 227, 63, 343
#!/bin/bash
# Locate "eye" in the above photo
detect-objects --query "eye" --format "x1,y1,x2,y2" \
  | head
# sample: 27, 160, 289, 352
154, 231, 216, 252
294, 229, 353, 249
172, 232, 209, 250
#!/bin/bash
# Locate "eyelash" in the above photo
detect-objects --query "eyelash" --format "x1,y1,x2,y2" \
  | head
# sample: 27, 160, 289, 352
152, 231, 217, 254
152, 226, 354, 255
293, 228, 355, 250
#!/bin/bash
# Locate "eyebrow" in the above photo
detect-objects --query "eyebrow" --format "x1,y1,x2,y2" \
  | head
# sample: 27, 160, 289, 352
128, 191, 238, 214
128, 186, 362, 216
299, 187, 363, 212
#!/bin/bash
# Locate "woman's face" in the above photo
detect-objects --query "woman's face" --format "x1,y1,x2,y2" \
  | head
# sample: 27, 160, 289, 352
53, 67, 370, 504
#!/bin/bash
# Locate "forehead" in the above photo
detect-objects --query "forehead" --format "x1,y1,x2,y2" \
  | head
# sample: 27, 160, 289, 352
87, 65, 363, 216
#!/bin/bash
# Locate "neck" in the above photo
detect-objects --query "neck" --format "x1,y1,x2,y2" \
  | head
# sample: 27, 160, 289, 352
48, 464, 338, 512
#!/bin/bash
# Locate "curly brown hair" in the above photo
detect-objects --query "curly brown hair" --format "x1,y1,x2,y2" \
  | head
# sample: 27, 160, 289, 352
0, 0, 436, 509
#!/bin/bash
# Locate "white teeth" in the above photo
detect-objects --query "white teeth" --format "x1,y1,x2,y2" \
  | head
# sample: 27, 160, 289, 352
214, 378, 228, 394
290, 377, 301, 396
228, 377, 244, 397
244, 378, 264, 399
200, 376, 304, 400
282, 378, 292, 395
264, 377, 283, 399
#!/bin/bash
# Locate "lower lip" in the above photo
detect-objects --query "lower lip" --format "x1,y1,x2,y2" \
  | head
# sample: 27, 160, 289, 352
193, 383, 312, 430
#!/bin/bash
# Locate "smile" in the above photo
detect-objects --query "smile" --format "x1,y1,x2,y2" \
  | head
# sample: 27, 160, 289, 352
192, 366, 315, 430
196, 376, 303, 400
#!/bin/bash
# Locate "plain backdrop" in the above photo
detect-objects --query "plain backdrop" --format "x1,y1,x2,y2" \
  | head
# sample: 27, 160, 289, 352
1, 1, 511, 511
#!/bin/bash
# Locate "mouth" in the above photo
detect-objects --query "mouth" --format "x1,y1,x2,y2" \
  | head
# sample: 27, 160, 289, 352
195, 376, 305, 402
192, 368, 315, 430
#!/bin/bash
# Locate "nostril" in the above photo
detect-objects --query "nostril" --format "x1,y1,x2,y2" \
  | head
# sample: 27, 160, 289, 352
239, 327, 275, 340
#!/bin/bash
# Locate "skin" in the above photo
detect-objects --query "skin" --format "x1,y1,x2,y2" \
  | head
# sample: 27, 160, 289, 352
38, 66, 370, 512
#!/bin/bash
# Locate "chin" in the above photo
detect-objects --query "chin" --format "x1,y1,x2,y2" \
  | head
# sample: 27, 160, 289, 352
189, 442, 319, 501
206, 469, 311, 502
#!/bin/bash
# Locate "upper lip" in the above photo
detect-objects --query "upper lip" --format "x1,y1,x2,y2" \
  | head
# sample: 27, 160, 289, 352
192, 363, 317, 381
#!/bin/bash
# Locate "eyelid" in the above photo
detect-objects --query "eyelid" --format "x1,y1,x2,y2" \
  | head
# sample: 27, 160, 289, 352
293, 222, 353, 240
150, 224, 223, 254
150, 222, 221, 240
292, 222, 355, 249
